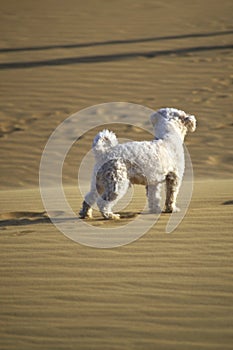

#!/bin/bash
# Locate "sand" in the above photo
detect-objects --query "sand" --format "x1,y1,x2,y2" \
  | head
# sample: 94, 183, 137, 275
1, 181, 233, 350
0, 0, 233, 349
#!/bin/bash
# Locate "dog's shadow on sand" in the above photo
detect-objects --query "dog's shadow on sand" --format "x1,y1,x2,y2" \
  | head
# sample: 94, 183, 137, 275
0, 210, 140, 229
0, 211, 52, 228
222, 200, 233, 205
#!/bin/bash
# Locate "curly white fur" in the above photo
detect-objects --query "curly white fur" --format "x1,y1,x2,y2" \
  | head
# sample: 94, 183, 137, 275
79, 108, 196, 220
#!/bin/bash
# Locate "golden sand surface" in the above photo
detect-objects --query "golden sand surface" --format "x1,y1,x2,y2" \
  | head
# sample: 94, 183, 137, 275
0, 181, 233, 350
0, 0, 233, 349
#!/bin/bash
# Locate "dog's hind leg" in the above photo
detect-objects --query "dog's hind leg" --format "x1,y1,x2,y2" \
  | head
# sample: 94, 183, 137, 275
164, 172, 181, 213
96, 159, 129, 220
146, 183, 162, 214
97, 176, 129, 220
79, 178, 99, 219
97, 195, 120, 220
79, 199, 93, 219
79, 194, 96, 219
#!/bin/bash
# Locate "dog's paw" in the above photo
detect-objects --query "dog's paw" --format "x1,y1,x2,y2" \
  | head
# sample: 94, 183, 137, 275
164, 206, 180, 213
110, 213, 121, 220
149, 207, 162, 214
79, 208, 93, 219
172, 206, 180, 213
103, 212, 121, 220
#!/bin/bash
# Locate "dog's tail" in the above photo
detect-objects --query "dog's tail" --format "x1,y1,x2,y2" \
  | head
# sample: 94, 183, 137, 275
92, 129, 118, 158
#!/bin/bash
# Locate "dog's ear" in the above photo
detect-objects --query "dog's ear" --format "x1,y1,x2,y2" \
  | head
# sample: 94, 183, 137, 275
150, 112, 160, 126
184, 115, 196, 132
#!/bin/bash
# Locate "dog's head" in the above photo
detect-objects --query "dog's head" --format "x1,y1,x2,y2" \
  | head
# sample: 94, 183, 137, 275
150, 108, 196, 141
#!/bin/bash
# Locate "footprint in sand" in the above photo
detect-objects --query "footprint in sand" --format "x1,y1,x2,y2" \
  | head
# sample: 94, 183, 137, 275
0, 123, 23, 138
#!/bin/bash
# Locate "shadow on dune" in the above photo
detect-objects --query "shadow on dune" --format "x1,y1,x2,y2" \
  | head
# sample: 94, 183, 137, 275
0, 44, 232, 70
0, 211, 80, 227
0, 30, 232, 53
0, 212, 51, 227
0, 211, 141, 227
222, 200, 233, 205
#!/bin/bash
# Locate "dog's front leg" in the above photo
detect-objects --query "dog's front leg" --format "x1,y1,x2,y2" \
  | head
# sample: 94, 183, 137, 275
164, 172, 181, 213
146, 184, 162, 214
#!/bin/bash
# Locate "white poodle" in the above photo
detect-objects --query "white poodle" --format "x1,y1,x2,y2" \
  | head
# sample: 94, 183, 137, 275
79, 107, 196, 220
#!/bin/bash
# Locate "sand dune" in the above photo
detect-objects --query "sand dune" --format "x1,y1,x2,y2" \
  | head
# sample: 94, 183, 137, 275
0, 0, 233, 349
0, 181, 233, 349
0, 1, 232, 187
